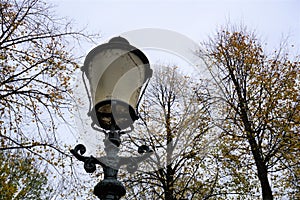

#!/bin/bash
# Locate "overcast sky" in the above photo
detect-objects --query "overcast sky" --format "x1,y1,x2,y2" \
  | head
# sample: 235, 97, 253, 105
51, 0, 299, 57
51, 0, 299, 149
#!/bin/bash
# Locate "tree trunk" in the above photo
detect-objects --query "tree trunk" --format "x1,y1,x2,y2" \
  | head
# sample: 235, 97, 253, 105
247, 133, 273, 200
165, 164, 174, 200
240, 103, 273, 200
230, 67, 274, 200
165, 100, 175, 200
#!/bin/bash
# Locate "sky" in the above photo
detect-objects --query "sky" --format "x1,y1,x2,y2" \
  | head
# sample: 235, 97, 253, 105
47, 2, 299, 197
50, 0, 300, 150
50, 0, 300, 58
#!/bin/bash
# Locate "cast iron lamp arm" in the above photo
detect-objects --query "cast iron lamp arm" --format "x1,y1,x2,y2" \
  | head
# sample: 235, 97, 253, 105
70, 144, 104, 173
119, 151, 153, 173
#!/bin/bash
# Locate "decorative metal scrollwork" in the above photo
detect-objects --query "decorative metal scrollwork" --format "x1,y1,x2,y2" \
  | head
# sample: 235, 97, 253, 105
70, 141, 153, 200
70, 144, 101, 173
138, 144, 153, 154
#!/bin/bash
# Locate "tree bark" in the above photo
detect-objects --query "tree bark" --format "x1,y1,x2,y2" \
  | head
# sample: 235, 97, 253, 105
229, 61, 274, 200
165, 164, 174, 200
247, 132, 273, 200
165, 99, 175, 200
240, 100, 273, 200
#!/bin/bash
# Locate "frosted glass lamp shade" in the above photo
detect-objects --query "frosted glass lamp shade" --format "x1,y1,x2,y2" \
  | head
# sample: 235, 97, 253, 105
83, 37, 152, 130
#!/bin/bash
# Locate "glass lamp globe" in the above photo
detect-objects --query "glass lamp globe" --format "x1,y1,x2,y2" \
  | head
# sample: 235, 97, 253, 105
83, 37, 152, 130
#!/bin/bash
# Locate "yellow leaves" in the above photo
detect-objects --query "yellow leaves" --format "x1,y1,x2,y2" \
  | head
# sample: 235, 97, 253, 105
0, 0, 97, 198
203, 25, 300, 197
0, 149, 50, 199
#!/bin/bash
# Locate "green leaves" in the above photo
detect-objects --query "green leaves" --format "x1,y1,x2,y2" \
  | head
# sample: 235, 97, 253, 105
0, 151, 50, 200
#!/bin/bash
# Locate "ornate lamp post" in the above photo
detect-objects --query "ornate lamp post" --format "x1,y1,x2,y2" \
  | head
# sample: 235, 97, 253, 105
71, 37, 153, 200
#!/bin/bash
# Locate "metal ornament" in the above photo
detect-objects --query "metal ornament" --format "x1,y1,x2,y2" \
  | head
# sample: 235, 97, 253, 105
71, 37, 153, 200
71, 132, 153, 199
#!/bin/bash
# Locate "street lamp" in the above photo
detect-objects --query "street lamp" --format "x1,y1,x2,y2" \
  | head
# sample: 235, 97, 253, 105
71, 37, 153, 200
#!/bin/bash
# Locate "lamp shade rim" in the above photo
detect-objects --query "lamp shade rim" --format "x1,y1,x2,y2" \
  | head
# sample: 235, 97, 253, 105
83, 37, 152, 81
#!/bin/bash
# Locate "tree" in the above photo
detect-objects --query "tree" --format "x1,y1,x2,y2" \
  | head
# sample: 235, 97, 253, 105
199, 25, 300, 199
0, 150, 51, 200
121, 65, 218, 199
0, 0, 96, 198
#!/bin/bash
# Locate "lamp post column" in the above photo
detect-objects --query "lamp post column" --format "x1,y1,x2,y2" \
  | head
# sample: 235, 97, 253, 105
93, 132, 126, 200
70, 36, 153, 199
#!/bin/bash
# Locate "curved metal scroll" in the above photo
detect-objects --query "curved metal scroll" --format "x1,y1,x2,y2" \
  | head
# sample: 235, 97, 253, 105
71, 143, 153, 174
70, 144, 102, 173
120, 145, 153, 173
